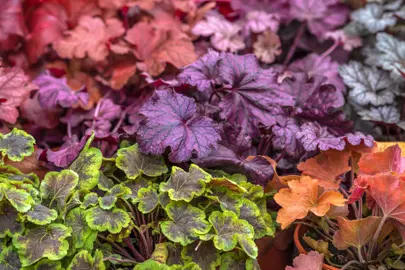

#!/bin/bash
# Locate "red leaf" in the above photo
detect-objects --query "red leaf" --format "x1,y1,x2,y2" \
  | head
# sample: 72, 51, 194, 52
0, 0, 27, 51
25, 2, 68, 63
286, 251, 323, 270
358, 145, 404, 175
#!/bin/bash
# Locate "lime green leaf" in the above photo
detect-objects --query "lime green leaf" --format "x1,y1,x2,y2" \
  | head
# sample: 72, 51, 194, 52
26, 204, 57, 225
245, 258, 260, 270
234, 198, 273, 239
0, 246, 21, 270
181, 263, 200, 270
138, 186, 159, 214
70, 136, 102, 190
123, 177, 150, 203
98, 172, 114, 191
151, 243, 168, 264
205, 186, 242, 212
160, 165, 211, 202
206, 211, 257, 258
1, 184, 34, 212
181, 241, 220, 270
28, 259, 62, 270
161, 202, 211, 246
13, 223, 71, 266
67, 250, 105, 270
0, 128, 35, 163
81, 192, 99, 209
134, 259, 169, 270
98, 196, 116, 210
209, 177, 247, 193
106, 224, 132, 243
116, 144, 167, 179
66, 207, 94, 249
0, 165, 39, 186
219, 251, 249, 270
0, 201, 24, 238
40, 170, 78, 211
85, 206, 130, 234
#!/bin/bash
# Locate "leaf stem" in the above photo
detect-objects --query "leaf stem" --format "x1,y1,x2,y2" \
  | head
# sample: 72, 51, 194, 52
99, 235, 134, 260
124, 237, 145, 262
283, 22, 306, 66
367, 215, 388, 260
320, 40, 339, 59
340, 260, 363, 270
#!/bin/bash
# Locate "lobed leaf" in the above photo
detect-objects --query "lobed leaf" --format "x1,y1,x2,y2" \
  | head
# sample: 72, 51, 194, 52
85, 206, 130, 234
26, 204, 57, 225
0, 201, 24, 238
0, 246, 21, 270
66, 207, 94, 249
0, 128, 35, 163
181, 241, 220, 270
1, 183, 34, 213
137, 185, 159, 214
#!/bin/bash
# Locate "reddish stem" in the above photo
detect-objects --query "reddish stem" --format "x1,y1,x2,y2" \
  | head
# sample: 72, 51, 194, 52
283, 23, 306, 66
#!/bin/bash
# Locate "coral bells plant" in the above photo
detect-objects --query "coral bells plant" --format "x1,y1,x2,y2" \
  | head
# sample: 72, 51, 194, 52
277, 142, 405, 269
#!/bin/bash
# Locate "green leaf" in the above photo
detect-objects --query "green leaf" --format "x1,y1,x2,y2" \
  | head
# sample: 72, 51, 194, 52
99, 184, 132, 210
40, 170, 78, 211
70, 135, 102, 190
1, 184, 34, 212
0, 128, 35, 163
0, 165, 39, 186
219, 251, 254, 270
229, 198, 273, 239
161, 202, 211, 246
138, 186, 159, 214
97, 172, 114, 191
205, 186, 242, 212
160, 165, 211, 202
66, 207, 94, 249
151, 243, 168, 264
159, 192, 171, 208
13, 223, 71, 266
67, 250, 105, 270
0, 246, 21, 270
28, 259, 63, 270
85, 206, 130, 234
209, 177, 247, 193
0, 201, 24, 238
26, 204, 57, 225
134, 259, 169, 270
116, 144, 167, 179
181, 241, 220, 270
205, 211, 257, 258
81, 192, 99, 209
123, 177, 150, 203
98, 196, 117, 210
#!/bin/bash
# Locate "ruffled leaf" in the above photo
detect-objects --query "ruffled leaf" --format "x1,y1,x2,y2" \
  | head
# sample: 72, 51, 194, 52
137, 186, 159, 214
286, 251, 323, 270
123, 177, 150, 203
13, 224, 71, 266
26, 204, 57, 225
0, 128, 35, 163
66, 207, 94, 249
161, 202, 211, 245
40, 170, 79, 211
1, 183, 34, 213
116, 143, 167, 179
81, 192, 99, 209
160, 165, 211, 202
85, 206, 130, 234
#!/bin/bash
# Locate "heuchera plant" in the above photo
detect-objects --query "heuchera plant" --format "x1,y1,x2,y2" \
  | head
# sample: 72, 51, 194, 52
340, 0, 405, 141
276, 142, 405, 269
0, 128, 274, 269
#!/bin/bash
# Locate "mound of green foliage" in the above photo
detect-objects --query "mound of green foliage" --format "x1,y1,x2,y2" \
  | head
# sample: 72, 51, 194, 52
0, 128, 274, 270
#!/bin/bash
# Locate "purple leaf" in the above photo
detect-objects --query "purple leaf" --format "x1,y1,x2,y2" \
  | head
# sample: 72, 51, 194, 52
178, 50, 222, 92
44, 135, 87, 168
34, 73, 88, 109
94, 99, 122, 121
217, 53, 293, 136
289, 54, 346, 93
344, 132, 374, 148
272, 118, 304, 158
296, 122, 346, 152
137, 90, 221, 163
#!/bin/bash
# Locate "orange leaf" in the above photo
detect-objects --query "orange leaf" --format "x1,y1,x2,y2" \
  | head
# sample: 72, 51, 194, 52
358, 145, 403, 175
333, 216, 381, 250
297, 150, 351, 190
274, 176, 346, 229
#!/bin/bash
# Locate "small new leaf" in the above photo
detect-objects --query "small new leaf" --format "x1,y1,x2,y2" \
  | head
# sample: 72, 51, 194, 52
137, 186, 159, 214
85, 206, 130, 234
0, 128, 35, 163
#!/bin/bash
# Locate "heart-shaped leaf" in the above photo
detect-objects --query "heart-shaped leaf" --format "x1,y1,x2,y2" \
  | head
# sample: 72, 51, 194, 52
1, 183, 34, 212
67, 250, 105, 270
0, 246, 21, 270
137, 186, 159, 214
0, 128, 35, 163
160, 165, 211, 202
26, 204, 57, 225
66, 207, 94, 249
13, 224, 71, 266
181, 241, 221, 270
40, 170, 79, 211
333, 216, 381, 250
70, 135, 102, 190
116, 144, 168, 179
85, 206, 130, 234
204, 211, 257, 258
161, 202, 211, 245
0, 201, 24, 238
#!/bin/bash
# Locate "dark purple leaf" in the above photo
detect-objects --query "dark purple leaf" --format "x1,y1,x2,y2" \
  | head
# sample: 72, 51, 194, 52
296, 122, 346, 152
137, 90, 221, 163
272, 118, 304, 158
178, 50, 221, 92
217, 53, 293, 136
43, 135, 88, 168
